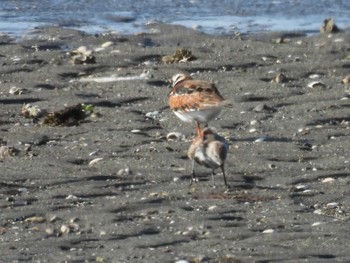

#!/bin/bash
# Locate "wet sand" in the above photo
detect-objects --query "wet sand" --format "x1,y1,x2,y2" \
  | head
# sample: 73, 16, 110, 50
1, 23, 350, 262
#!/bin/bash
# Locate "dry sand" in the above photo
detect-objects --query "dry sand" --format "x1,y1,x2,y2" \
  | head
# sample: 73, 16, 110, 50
1, 23, 350, 262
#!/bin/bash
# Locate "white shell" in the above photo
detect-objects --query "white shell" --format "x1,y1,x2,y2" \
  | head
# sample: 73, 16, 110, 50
308, 81, 326, 88
167, 132, 185, 141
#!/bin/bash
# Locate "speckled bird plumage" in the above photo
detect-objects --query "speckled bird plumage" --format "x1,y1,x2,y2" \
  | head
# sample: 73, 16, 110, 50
187, 127, 229, 187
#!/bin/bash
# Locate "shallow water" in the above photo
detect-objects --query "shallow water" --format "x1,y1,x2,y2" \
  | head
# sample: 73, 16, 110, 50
0, 0, 349, 36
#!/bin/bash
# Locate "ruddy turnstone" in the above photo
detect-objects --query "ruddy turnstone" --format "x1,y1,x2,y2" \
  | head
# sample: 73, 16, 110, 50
168, 73, 230, 135
187, 127, 229, 187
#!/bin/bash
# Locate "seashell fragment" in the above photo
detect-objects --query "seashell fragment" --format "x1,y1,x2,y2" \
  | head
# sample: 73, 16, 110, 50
262, 229, 274, 234
69, 46, 96, 64
326, 202, 339, 208
0, 145, 20, 159
341, 75, 350, 85
25, 216, 46, 223
162, 48, 194, 64
272, 73, 287, 83
308, 74, 322, 79
145, 111, 161, 120
9, 86, 24, 95
255, 137, 267, 142
322, 177, 335, 183
167, 132, 185, 141
21, 104, 46, 118
307, 81, 326, 88
101, 41, 114, 48
88, 157, 103, 166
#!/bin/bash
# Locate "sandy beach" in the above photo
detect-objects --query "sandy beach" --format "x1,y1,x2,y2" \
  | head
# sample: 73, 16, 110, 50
1, 23, 350, 262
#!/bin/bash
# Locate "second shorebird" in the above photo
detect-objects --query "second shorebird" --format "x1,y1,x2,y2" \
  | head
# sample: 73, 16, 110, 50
168, 73, 231, 135
187, 127, 229, 187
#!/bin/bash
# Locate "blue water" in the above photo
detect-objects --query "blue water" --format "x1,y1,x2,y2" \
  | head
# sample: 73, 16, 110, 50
0, 0, 349, 37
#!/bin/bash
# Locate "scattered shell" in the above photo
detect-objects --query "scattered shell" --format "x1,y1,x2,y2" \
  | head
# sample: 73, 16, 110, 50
308, 74, 322, 79
322, 177, 335, 183
21, 104, 46, 119
253, 104, 273, 112
307, 81, 326, 88
208, 205, 218, 211
162, 48, 194, 64
69, 46, 96, 64
249, 128, 257, 133
89, 150, 99, 156
167, 132, 185, 141
145, 111, 161, 120
60, 224, 70, 234
0, 145, 20, 159
88, 157, 103, 166
311, 222, 323, 226
25, 216, 46, 223
272, 73, 287, 83
320, 18, 340, 33
341, 75, 350, 84
131, 129, 142, 134
326, 202, 339, 208
66, 194, 78, 199
298, 127, 310, 134
262, 229, 274, 234
117, 167, 130, 176
268, 163, 277, 169
101, 41, 114, 48
9, 86, 24, 95
250, 120, 259, 125
255, 137, 267, 143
